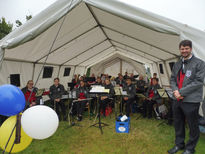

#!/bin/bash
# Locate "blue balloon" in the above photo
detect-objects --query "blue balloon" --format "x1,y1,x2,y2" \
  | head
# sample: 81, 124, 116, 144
0, 84, 26, 116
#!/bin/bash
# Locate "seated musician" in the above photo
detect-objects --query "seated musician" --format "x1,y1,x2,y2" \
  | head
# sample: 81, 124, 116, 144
100, 78, 115, 117
115, 73, 121, 82
76, 80, 89, 121
142, 78, 162, 118
21, 80, 38, 108
123, 72, 129, 80
71, 74, 79, 89
74, 76, 84, 88
121, 77, 136, 117
95, 76, 103, 85
87, 73, 96, 85
110, 76, 116, 87
150, 73, 157, 85
136, 75, 146, 94
116, 74, 126, 87
49, 78, 66, 121
130, 73, 136, 81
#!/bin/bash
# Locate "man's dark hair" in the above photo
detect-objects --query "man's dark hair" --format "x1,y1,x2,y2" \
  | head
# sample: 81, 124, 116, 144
153, 73, 157, 76
54, 77, 59, 81
179, 40, 192, 48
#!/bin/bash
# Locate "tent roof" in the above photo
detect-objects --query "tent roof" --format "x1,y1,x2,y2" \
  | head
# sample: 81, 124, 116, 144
1, 0, 205, 68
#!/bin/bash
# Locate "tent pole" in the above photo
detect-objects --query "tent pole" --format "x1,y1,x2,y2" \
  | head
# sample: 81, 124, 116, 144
57, 66, 61, 78
162, 61, 170, 81
155, 62, 163, 86
120, 59, 122, 74
72, 66, 76, 77
84, 66, 87, 75
32, 63, 36, 81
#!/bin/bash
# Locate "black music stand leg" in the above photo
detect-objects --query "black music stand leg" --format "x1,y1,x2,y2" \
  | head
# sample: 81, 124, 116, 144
89, 96, 109, 134
114, 96, 117, 120
67, 100, 81, 128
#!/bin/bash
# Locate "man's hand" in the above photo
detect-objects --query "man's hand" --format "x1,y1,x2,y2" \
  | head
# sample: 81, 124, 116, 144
124, 97, 128, 101
147, 97, 152, 101
32, 102, 36, 106
174, 90, 184, 99
101, 96, 108, 100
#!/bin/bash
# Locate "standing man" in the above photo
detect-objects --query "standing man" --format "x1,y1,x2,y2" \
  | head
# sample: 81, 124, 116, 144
49, 78, 67, 121
168, 40, 205, 154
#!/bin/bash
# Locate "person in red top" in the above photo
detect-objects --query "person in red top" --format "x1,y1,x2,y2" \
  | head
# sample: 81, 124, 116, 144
21, 80, 38, 108
142, 78, 161, 118
75, 80, 89, 121
168, 40, 205, 154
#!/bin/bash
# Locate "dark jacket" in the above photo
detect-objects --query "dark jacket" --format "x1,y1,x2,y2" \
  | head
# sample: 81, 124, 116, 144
76, 86, 89, 98
102, 83, 115, 98
49, 84, 65, 101
145, 84, 162, 104
123, 83, 136, 99
170, 55, 205, 103
116, 79, 126, 87
136, 80, 146, 92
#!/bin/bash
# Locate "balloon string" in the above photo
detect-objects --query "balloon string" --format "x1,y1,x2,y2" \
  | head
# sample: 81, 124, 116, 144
2, 123, 16, 154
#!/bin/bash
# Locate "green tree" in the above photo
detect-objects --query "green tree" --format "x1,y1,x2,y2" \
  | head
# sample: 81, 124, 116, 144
0, 17, 13, 40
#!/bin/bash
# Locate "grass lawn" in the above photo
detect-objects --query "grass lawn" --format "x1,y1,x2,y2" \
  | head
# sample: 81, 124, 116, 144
1, 113, 205, 154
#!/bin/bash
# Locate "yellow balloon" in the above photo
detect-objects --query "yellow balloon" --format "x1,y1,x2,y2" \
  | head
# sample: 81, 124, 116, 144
0, 115, 32, 153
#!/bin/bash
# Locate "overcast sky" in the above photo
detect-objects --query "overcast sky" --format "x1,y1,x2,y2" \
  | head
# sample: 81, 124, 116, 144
0, 0, 205, 31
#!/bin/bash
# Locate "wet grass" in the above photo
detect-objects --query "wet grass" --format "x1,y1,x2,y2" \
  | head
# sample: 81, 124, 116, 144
1, 113, 205, 154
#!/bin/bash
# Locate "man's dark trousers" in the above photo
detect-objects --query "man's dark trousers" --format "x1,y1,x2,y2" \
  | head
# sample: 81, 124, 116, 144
172, 101, 200, 152
55, 100, 66, 121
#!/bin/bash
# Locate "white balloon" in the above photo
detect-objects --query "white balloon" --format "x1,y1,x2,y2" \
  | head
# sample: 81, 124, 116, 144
21, 105, 59, 140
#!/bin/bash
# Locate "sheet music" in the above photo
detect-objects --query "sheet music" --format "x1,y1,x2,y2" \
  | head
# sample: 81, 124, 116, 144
90, 86, 109, 93
114, 86, 122, 95
121, 91, 128, 96
157, 89, 168, 98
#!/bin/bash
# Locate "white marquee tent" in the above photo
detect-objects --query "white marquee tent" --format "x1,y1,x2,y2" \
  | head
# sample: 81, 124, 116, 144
0, 0, 205, 90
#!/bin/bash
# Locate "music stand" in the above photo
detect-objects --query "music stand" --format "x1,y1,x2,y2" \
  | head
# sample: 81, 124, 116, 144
114, 87, 123, 119
89, 90, 109, 134
67, 98, 82, 127
135, 93, 146, 120
157, 88, 173, 126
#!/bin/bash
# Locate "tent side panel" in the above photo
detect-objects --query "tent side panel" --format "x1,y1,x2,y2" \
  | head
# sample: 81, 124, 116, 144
58, 65, 75, 89
33, 64, 60, 89
0, 60, 33, 88
74, 66, 86, 76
